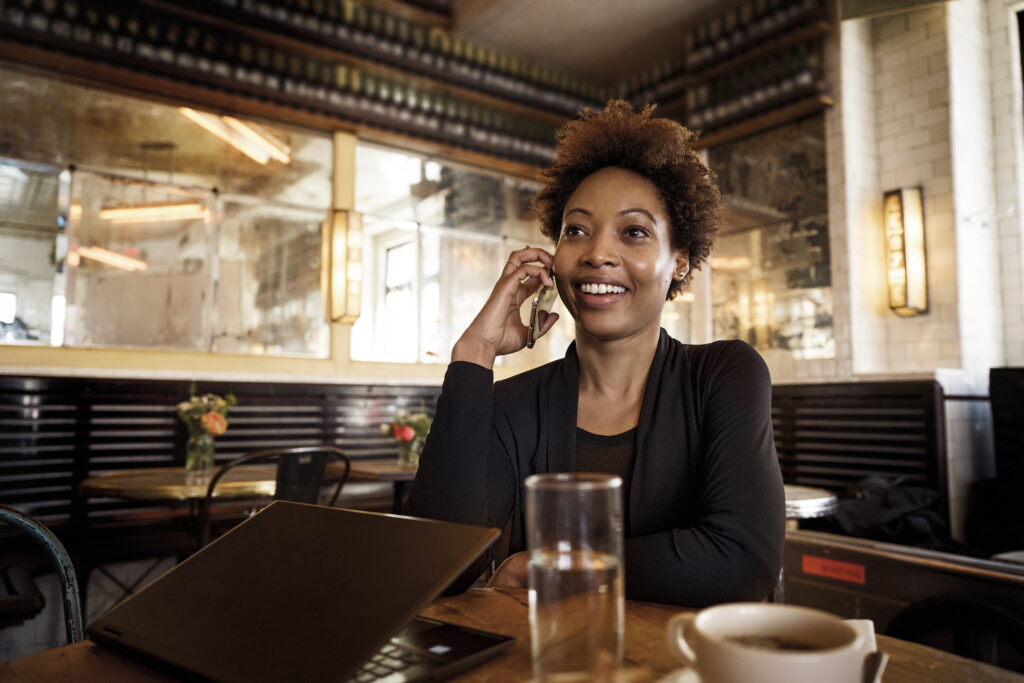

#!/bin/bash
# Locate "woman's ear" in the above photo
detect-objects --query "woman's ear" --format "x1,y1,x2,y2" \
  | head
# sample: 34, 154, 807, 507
673, 249, 690, 281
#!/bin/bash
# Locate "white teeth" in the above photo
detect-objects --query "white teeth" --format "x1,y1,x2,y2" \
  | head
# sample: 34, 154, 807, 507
581, 283, 625, 294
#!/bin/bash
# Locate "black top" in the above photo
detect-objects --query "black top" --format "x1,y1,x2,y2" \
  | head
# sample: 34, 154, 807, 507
576, 427, 636, 526
405, 330, 785, 607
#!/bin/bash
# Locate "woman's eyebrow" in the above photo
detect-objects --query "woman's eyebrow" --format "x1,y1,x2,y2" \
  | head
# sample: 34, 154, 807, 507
619, 208, 657, 222
563, 207, 657, 222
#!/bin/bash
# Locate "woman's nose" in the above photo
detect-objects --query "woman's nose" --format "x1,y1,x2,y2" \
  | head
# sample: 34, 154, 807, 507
582, 231, 618, 267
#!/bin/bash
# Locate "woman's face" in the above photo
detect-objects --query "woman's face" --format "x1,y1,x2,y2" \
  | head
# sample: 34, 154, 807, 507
552, 167, 689, 344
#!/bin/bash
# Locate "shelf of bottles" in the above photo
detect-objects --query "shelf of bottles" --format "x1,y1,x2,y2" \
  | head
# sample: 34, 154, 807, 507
622, 0, 830, 134
0, 0, 560, 166
175, 0, 606, 119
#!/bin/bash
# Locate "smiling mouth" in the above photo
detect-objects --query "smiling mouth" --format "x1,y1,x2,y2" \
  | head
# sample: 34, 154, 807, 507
579, 283, 626, 295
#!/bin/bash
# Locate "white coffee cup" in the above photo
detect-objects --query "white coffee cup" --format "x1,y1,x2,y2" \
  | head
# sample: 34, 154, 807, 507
666, 603, 869, 683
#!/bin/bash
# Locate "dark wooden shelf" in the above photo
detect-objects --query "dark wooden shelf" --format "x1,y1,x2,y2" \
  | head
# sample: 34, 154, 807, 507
690, 94, 834, 149
0, 39, 546, 180
140, 0, 585, 125
690, 20, 832, 85
656, 20, 832, 119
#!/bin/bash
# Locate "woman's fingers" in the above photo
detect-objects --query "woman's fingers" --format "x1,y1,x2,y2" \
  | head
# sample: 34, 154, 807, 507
502, 245, 554, 281
485, 551, 529, 589
452, 247, 556, 366
504, 264, 553, 306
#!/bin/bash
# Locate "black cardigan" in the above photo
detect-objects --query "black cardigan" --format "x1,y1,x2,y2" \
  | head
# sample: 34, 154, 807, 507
405, 330, 785, 607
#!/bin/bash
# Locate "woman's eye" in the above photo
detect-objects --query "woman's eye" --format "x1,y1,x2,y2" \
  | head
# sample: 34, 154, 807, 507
562, 224, 585, 237
624, 225, 650, 238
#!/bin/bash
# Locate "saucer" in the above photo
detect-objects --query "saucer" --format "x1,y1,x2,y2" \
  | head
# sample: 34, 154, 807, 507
657, 667, 701, 683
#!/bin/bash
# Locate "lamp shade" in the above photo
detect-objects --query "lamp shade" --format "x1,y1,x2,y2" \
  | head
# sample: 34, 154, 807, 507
330, 210, 362, 323
883, 187, 927, 316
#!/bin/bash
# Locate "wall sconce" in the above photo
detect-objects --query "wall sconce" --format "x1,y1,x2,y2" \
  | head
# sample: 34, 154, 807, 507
883, 187, 927, 316
329, 210, 362, 323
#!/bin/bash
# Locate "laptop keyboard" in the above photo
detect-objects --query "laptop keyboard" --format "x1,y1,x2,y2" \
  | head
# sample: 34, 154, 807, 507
348, 641, 428, 682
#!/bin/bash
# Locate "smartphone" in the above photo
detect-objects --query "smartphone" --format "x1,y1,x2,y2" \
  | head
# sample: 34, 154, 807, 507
527, 278, 558, 349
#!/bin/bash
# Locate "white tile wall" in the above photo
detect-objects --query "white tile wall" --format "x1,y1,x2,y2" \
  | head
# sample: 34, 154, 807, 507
812, 0, 1024, 540
991, 0, 1024, 364
948, 0, 1005, 385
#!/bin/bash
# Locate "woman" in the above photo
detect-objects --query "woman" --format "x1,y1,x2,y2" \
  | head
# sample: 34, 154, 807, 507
404, 101, 784, 607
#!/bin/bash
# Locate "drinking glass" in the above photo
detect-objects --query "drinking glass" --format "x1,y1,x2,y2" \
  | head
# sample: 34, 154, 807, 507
526, 472, 624, 681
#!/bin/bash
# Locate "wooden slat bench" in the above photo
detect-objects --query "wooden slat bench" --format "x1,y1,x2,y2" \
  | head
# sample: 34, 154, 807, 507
0, 375, 440, 586
2, 375, 953, 583
772, 380, 949, 531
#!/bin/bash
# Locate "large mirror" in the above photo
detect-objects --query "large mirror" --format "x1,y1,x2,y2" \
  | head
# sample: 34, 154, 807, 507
0, 64, 333, 356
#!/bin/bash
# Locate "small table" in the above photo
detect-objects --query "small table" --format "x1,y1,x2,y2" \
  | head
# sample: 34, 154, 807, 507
79, 466, 279, 502
342, 458, 418, 514
79, 467, 282, 600
784, 484, 839, 530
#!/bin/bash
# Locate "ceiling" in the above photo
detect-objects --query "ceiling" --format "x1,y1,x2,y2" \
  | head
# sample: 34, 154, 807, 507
452, 0, 724, 82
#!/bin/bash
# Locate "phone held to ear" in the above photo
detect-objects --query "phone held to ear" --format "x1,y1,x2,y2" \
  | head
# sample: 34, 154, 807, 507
528, 278, 558, 349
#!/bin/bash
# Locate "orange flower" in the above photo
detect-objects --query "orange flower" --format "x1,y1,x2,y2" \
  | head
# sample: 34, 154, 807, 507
201, 411, 228, 436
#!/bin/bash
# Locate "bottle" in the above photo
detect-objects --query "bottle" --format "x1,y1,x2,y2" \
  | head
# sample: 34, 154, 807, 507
722, 9, 739, 57
117, 9, 139, 56
234, 40, 257, 88
76, 3, 99, 46
134, 14, 157, 62
160, 21, 181, 66
214, 37, 234, 81
408, 23, 427, 66
712, 17, 729, 62
51, 0, 76, 39
258, 45, 278, 90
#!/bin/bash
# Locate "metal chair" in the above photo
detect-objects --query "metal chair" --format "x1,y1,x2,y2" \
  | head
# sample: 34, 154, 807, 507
198, 446, 351, 547
0, 504, 85, 644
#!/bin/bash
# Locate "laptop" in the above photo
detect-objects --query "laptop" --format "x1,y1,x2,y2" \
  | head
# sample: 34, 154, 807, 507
87, 501, 514, 682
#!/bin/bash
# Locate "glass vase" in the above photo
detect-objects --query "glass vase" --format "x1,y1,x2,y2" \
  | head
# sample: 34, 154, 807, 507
185, 434, 215, 485
397, 439, 422, 468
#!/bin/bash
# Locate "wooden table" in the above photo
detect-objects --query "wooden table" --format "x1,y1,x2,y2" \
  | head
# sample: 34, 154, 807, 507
342, 458, 418, 513
2, 588, 1022, 682
79, 466, 280, 502
420, 589, 1024, 682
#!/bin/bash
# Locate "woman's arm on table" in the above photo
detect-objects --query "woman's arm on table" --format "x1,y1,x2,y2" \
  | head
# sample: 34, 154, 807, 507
625, 342, 785, 607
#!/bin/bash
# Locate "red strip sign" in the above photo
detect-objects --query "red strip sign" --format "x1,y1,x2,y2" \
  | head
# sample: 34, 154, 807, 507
801, 555, 866, 584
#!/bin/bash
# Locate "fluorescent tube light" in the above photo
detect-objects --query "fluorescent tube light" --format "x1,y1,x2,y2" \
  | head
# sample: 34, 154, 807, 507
76, 246, 148, 272
98, 202, 208, 224
709, 256, 753, 270
222, 117, 291, 163
179, 107, 270, 164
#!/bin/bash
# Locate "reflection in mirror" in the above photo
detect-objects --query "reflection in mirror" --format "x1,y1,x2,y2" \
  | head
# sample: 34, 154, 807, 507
215, 196, 328, 357
65, 170, 216, 350
0, 64, 333, 357
352, 143, 571, 365
0, 159, 62, 345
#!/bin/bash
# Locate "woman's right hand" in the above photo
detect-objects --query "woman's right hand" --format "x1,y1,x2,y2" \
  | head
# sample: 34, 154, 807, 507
452, 246, 559, 368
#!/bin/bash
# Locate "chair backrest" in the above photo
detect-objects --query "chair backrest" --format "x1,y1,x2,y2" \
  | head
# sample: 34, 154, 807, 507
0, 504, 84, 644
199, 446, 351, 547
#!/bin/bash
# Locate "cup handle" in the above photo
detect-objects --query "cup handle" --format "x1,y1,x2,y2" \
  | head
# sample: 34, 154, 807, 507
666, 613, 699, 667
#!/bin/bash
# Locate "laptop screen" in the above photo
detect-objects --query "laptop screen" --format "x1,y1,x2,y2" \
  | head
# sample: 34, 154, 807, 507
88, 502, 500, 681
